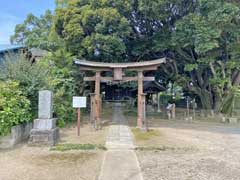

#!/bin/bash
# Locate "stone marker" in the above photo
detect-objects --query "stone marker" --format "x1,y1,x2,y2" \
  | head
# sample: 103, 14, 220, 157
229, 117, 238, 124
29, 90, 59, 146
38, 90, 53, 119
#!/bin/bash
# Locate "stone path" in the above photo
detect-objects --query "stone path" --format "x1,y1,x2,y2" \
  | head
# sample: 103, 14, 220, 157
98, 103, 144, 180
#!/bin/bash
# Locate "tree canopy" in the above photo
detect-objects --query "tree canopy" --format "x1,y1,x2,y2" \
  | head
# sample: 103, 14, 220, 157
11, 0, 240, 113
11, 10, 53, 50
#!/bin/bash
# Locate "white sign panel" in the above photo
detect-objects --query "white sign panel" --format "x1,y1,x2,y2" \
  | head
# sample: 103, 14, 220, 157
73, 96, 86, 108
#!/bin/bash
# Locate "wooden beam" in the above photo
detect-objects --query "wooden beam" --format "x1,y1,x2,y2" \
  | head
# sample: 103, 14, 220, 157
84, 77, 96, 81
84, 77, 114, 82
114, 68, 123, 80
122, 77, 155, 81
84, 76, 155, 82
127, 65, 159, 71
74, 58, 166, 69
80, 66, 111, 72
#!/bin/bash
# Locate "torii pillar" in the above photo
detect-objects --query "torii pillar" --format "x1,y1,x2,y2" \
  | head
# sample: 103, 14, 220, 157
137, 71, 143, 127
95, 71, 101, 129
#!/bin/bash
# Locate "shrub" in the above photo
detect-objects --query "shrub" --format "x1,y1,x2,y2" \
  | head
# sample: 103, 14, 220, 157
0, 81, 32, 136
0, 54, 50, 118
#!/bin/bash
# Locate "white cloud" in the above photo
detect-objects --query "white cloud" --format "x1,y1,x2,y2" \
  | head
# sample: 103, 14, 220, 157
0, 13, 22, 44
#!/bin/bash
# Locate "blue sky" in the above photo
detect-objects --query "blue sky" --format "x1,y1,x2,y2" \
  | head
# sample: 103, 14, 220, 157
0, 1, 55, 44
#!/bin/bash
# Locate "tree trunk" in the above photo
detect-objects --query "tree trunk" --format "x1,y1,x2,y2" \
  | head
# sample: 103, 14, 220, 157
213, 88, 223, 113
198, 90, 213, 116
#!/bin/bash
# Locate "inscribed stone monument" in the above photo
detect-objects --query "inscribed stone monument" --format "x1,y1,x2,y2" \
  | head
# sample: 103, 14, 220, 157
29, 90, 59, 146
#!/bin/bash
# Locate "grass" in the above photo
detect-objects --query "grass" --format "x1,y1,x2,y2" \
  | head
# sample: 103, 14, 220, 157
38, 153, 95, 164
124, 110, 137, 117
131, 128, 161, 141
50, 143, 107, 151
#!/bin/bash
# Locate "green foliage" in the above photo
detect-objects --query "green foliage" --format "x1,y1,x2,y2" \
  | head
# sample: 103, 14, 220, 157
184, 64, 198, 72
171, 0, 240, 111
53, 0, 131, 62
10, 0, 240, 115
0, 54, 50, 118
40, 48, 82, 125
0, 81, 31, 136
10, 10, 54, 50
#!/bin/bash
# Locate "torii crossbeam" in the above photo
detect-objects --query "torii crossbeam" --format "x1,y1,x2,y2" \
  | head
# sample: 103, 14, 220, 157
74, 58, 166, 129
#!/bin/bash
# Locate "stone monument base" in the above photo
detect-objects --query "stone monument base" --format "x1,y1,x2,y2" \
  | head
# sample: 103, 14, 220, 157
28, 128, 59, 146
33, 118, 57, 129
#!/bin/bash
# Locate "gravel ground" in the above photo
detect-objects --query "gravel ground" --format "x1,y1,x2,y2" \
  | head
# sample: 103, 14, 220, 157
136, 120, 240, 180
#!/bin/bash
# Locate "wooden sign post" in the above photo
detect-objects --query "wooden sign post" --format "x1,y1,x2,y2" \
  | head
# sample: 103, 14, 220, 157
73, 96, 86, 136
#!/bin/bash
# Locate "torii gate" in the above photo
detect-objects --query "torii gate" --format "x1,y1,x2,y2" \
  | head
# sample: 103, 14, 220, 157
74, 58, 165, 129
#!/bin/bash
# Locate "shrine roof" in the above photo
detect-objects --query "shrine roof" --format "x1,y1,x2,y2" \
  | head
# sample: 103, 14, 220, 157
74, 58, 165, 70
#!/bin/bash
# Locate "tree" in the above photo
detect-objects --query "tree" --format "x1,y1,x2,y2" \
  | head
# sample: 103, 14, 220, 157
171, 0, 240, 112
10, 10, 54, 50
10, 0, 240, 116
53, 0, 132, 62
53, 0, 196, 62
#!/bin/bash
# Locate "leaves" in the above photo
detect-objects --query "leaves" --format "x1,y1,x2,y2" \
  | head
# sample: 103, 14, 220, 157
0, 81, 31, 136
54, 1, 131, 61
11, 10, 54, 50
184, 64, 198, 72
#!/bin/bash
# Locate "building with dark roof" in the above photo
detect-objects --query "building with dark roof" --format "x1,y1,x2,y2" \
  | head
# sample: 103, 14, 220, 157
0, 44, 25, 63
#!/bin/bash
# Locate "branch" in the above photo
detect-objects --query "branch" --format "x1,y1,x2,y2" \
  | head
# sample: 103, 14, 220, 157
233, 71, 240, 86
216, 61, 226, 79
209, 62, 217, 78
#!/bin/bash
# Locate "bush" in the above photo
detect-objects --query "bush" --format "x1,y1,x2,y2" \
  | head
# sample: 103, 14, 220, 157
0, 54, 50, 118
0, 51, 84, 127
0, 81, 32, 136
42, 49, 81, 125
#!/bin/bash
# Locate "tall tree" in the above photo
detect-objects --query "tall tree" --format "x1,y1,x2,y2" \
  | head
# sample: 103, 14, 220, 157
171, 0, 240, 112
11, 10, 54, 50
53, 0, 196, 62
53, 0, 132, 62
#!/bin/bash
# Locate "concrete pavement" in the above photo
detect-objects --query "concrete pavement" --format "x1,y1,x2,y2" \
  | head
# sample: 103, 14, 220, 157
98, 103, 143, 180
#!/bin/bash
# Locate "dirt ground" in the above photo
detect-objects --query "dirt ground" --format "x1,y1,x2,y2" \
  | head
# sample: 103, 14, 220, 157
60, 122, 108, 145
0, 122, 107, 180
2, 102, 240, 180
135, 119, 240, 180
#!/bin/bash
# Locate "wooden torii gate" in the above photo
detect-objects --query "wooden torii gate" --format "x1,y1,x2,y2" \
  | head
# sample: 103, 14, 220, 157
74, 58, 165, 129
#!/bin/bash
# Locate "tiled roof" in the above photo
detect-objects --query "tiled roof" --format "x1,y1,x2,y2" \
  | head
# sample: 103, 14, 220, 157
0, 44, 25, 53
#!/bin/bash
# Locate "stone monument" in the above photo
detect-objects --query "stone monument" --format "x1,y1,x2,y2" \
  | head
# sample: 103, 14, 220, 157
29, 90, 59, 146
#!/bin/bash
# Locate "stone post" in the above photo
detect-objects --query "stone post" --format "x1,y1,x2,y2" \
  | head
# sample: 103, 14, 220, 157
172, 103, 176, 119
29, 90, 59, 146
157, 93, 161, 112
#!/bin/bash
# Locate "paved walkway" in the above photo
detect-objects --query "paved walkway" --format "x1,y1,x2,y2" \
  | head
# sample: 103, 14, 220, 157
98, 103, 144, 180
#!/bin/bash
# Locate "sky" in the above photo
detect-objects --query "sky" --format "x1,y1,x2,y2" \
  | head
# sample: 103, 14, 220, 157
0, 1, 55, 44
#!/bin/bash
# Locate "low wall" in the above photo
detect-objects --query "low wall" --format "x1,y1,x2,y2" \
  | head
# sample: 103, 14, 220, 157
0, 122, 33, 149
